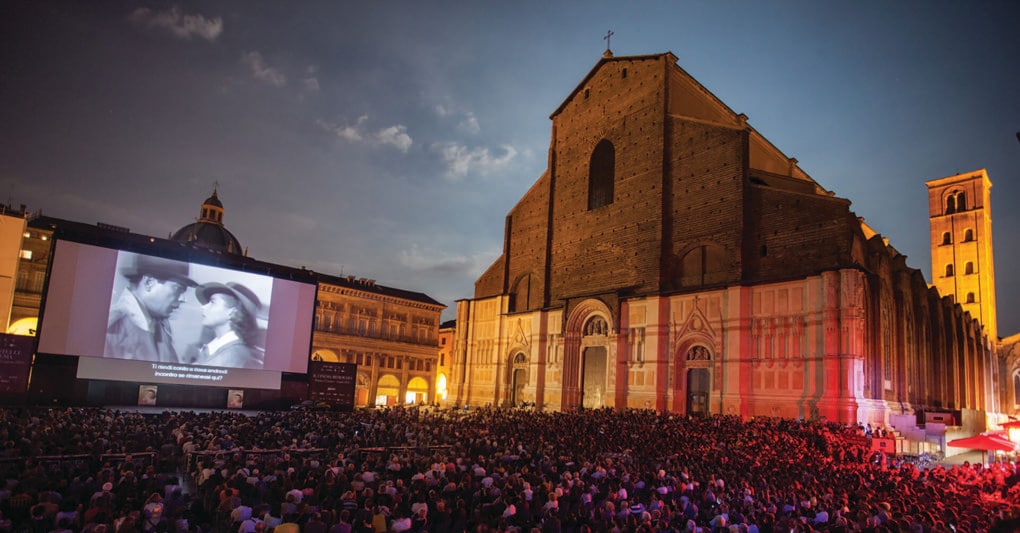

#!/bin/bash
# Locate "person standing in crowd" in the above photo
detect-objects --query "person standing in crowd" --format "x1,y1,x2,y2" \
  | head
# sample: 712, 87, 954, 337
192, 281, 264, 369
106, 254, 196, 363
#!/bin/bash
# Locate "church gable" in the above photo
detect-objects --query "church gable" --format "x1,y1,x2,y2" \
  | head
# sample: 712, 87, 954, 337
551, 53, 666, 119
546, 54, 670, 303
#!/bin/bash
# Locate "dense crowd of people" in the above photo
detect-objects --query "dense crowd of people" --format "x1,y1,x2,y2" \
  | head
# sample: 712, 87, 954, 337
0, 406, 1017, 533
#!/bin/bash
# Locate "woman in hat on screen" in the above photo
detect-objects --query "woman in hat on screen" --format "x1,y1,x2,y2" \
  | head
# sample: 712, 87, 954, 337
192, 281, 264, 369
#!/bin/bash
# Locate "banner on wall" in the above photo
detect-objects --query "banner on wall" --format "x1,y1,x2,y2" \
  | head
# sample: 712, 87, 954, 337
309, 361, 356, 411
0, 333, 35, 394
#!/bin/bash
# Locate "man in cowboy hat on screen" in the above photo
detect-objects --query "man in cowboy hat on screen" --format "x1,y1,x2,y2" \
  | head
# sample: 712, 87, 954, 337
106, 253, 197, 363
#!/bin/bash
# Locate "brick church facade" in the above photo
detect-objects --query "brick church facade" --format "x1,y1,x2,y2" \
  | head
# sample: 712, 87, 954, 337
446, 52, 1001, 426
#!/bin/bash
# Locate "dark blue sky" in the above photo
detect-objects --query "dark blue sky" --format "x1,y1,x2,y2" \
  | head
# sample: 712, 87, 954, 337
1, 1, 1018, 333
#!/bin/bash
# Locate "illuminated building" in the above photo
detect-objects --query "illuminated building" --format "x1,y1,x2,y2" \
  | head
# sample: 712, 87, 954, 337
926, 170, 997, 341
448, 51, 1002, 430
436, 320, 456, 404
309, 275, 443, 407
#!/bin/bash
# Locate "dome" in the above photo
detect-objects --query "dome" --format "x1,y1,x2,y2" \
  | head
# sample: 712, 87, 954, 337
171, 222, 244, 255
171, 188, 245, 255
203, 192, 223, 208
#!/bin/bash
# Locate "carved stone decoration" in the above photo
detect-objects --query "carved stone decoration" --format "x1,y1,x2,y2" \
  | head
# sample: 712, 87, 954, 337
513, 318, 531, 348
584, 316, 609, 337
687, 345, 711, 361
673, 300, 717, 348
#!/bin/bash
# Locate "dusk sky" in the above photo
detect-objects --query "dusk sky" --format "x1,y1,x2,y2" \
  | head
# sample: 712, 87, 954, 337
2, 2, 1018, 333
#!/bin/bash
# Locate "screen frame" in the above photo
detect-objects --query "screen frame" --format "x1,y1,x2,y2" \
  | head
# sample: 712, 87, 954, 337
34, 226, 317, 391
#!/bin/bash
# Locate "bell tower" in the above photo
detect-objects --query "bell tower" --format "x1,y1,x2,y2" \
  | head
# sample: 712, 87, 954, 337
926, 169, 996, 340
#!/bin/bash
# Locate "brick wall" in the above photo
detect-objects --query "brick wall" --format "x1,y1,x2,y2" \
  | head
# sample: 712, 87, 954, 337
545, 56, 666, 305
665, 118, 746, 287
743, 185, 855, 282
505, 172, 552, 309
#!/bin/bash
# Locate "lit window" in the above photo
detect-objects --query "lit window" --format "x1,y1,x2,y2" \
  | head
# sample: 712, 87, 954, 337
40, 235, 48, 241
19, 250, 32, 260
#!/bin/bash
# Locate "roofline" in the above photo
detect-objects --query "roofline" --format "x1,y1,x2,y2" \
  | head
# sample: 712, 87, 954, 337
924, 168, 990, 188
550, 52, 675, 118
314, 271, 445, 308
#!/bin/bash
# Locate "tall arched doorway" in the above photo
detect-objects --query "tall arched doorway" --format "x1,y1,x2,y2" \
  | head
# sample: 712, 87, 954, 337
405, 377, 429, 405
581, 316, 609, 409
563, 299, 614, 410
510, 353, 528, 406
376, 374, 400, 407
684, 345, 713, 415
687, 368, 710, 415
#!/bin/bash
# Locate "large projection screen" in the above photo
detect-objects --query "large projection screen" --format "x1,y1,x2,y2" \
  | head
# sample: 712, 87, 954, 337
37, 240, 317, 390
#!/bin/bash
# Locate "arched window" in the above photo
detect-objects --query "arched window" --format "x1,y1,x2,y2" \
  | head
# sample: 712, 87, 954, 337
964, 229, 974, 242
941, 232, 952, 245
946, 191, 966, 214
588, 140, 615, 210
1014, 372, 1020, 406
965, 262, 974, 275
966, 293, 975, 304
945, 264, 954, 277
508, 274, 531, 313
678, 244, 727, 287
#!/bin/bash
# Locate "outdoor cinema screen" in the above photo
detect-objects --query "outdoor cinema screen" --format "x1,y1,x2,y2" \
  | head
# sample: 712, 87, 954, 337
37, 239, 317, 390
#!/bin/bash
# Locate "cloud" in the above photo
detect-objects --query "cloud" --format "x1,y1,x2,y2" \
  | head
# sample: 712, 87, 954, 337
243, 51, 286, 87
399, 244, 496, 277
435, 143, 518, 179
303, 65, 320, 92
376, 125, 413, 153
129, 7, 222, 41
458, 112, 480, 135
318, 116, 413, 152
434, 105, 480, 134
